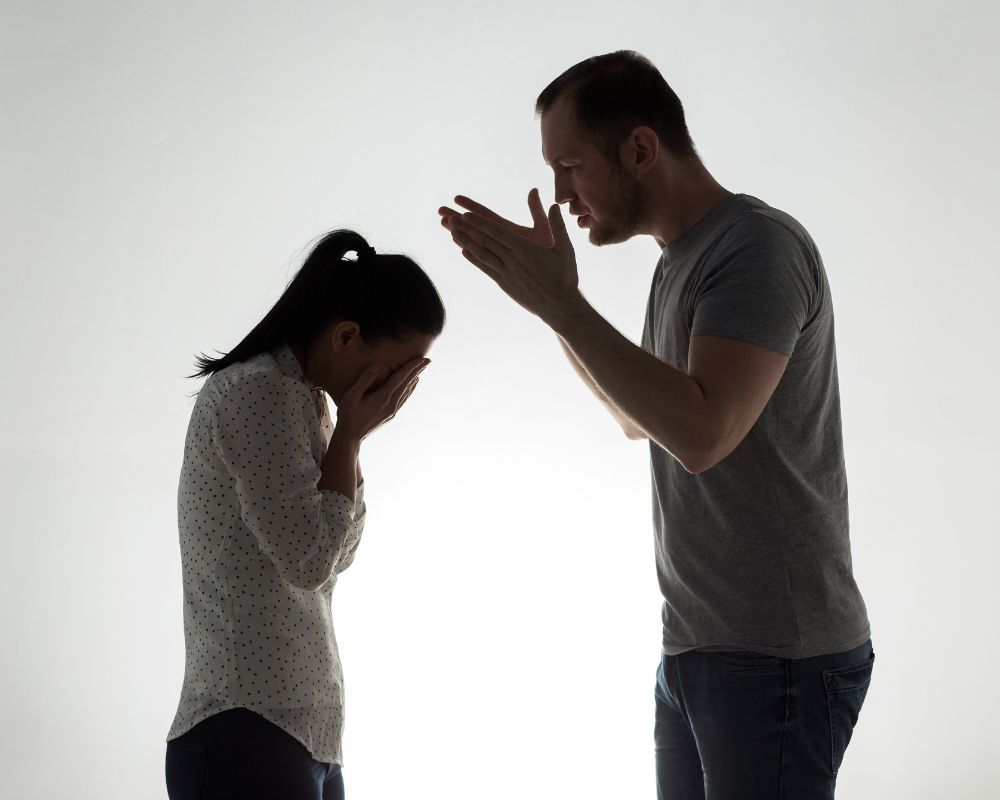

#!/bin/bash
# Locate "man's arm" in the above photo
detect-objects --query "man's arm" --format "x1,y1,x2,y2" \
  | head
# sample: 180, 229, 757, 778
556, 335, 646, 440
551, 296, 788, 473
443, 196, 789, 472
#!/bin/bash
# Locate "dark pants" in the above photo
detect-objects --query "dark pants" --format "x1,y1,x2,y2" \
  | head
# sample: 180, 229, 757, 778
654, 639, 874, 799
165, 708, 345, 800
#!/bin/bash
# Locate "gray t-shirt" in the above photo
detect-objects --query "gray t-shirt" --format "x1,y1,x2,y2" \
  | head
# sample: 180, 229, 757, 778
641, 193, 870, 659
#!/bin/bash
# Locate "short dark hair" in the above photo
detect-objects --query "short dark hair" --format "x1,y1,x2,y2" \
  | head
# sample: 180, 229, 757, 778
535, 50, 698, 162
191, 229, 446, 378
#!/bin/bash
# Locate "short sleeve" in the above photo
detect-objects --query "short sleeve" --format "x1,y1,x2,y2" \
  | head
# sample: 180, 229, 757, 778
211, 369, 358, 591
691, 215, 817, 357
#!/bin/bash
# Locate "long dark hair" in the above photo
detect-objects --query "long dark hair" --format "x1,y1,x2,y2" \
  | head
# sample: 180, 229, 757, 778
191, 229, 445, 378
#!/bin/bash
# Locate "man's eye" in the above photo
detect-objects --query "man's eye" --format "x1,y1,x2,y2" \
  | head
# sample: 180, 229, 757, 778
562, 164, 576, 174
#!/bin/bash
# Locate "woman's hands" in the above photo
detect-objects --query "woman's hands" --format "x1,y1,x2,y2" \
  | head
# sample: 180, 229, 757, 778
335, 357, 430, 441
319, 357, 429, 500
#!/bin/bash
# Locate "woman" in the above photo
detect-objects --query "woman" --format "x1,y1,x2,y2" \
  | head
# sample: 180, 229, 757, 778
165, 229, 445, 799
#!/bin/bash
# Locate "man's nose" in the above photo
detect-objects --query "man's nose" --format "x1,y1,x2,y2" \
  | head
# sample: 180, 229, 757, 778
553, 174, 574, 205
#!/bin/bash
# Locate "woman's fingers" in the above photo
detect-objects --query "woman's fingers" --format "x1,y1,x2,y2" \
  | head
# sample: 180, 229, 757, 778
367, 358, 427, 411
338, 357, 429, 439
385, 364, 424, 410
342, 365, 381, 405
393, 377, 419, 414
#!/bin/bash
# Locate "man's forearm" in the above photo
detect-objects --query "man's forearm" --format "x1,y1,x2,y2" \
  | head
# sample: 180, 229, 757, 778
556, 336, 646, 439
549, 293, 712, 470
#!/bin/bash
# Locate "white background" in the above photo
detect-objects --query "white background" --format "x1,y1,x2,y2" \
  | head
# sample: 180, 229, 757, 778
2, 1, 998, 798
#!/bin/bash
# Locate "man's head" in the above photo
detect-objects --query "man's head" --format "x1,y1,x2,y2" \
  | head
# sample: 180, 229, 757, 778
537, 51, 699, 246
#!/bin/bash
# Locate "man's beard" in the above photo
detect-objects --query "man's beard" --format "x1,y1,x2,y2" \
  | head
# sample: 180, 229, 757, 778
590, 169, 646, 246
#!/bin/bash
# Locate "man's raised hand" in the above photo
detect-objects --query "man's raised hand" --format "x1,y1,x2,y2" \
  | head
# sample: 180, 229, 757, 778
440, 188, 581, 325
438, 188, 554, 249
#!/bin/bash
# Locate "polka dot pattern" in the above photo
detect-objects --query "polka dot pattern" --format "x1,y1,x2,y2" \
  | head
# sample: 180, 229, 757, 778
167, 343, 366, 766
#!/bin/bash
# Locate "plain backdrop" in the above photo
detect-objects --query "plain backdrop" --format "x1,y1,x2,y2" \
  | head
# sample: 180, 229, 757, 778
2, 1, 998, 798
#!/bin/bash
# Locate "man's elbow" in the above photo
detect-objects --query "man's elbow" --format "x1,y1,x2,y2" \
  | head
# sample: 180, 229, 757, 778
623, 425, 647, 441
679, 453, 714, 475
672, 432, 729, 474
679, 436, 741, 474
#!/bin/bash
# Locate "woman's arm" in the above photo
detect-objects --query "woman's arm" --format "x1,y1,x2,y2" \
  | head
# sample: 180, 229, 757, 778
318, 426, 361, 502
213, 371, 362, 591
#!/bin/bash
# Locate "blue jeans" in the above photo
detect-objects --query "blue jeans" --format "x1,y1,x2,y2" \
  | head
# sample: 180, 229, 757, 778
654, 640, 874, 799
165, 708, 345, 800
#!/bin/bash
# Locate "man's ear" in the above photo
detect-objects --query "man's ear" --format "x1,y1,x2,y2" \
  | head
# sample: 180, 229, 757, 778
621, 125, 660, 177
330, 320, 362, 353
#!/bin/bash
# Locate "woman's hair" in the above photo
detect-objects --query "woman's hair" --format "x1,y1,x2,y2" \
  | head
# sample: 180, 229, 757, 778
191, 229, 445, 378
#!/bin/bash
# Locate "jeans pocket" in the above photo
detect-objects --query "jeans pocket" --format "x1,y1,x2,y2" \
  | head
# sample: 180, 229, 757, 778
165, 739, 207, 800
719, 650, 784, 676
823, 651, 874, 775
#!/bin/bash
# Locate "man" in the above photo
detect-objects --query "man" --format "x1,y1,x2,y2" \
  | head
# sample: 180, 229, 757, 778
439, 51, 872, 799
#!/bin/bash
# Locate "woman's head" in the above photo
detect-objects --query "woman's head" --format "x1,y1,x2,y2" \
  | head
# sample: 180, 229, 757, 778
192, 229, 445, 401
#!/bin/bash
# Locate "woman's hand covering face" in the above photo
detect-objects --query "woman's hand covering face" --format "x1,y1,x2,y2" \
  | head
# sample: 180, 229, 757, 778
335, 357, 430, 440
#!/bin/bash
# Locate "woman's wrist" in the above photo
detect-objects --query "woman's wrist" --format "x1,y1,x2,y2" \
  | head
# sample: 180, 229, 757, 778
319, 426, 361, 497
329, 423, 362, 452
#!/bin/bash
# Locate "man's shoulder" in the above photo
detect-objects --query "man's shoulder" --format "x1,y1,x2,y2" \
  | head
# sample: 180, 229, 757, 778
724, 196, 818, 257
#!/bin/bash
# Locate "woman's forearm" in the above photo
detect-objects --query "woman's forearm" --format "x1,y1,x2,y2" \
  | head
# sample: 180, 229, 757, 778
319, 425, 361, 502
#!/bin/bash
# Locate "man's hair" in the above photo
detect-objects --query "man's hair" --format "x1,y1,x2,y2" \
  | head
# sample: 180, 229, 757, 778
535, 50, 699, 163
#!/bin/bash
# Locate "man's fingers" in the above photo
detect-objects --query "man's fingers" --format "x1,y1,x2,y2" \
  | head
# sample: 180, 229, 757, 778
454, 195, 508, 223
438, 206, 462, 226
446, 217, 522, 280
451, 228, 507, 274
548, 203, 572, 250
457, 213, 531, 256
454, 195, 536, 238
450, 216, 513, 263
459, 248, 503, 283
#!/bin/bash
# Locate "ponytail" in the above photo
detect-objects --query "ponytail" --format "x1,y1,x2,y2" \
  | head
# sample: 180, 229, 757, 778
191, 229, 445, 378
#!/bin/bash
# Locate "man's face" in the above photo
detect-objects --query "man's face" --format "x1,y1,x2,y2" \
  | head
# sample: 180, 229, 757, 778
540, 97, 647, 246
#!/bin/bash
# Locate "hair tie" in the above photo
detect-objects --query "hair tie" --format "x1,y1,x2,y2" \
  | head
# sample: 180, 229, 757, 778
356, 243, 376, 262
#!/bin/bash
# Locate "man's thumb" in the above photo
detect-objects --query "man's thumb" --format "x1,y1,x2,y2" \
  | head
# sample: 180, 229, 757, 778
528, 188, 548, 229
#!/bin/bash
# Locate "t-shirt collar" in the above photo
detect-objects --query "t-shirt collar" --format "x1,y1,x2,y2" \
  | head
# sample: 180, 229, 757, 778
661, 192, 745, 262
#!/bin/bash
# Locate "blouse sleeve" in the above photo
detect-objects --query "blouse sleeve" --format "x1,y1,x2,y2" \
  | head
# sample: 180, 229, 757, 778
211, 369, 360, 591
332, 481, 366, 575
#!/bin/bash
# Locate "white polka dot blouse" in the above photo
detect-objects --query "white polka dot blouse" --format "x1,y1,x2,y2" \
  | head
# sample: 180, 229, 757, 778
166, 343, 366, 765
